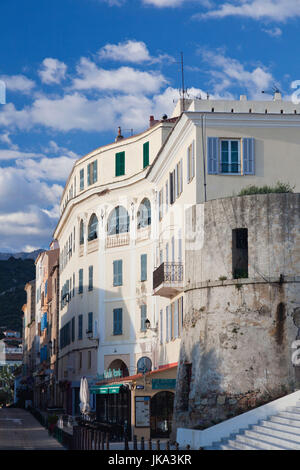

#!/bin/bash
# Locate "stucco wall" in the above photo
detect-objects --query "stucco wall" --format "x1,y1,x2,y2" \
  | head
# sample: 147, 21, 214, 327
173, 193, 300, 435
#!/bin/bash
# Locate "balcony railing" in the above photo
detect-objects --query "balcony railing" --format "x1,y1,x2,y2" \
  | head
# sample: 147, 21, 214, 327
106, 233, 130, 249
153, 262, 184, 298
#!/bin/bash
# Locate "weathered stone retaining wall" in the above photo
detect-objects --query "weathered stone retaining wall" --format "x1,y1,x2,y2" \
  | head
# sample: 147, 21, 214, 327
173, 193, 300, 435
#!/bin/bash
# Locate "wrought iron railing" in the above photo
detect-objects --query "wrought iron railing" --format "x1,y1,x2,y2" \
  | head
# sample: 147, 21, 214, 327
153, 262, 183, 290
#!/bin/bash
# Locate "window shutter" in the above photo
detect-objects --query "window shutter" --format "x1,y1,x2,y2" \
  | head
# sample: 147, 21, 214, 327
207, 137, 219, 174
116, 152, 125, 176
180, 159, 183, 194
114, 308, 122, 335
143, 142, 149, 168
243, 138, 255, 175
141, 305, 147, 331
141, 254, 147, 281
187, 146, 190, 183
93, 160, 98, 183
87, 163, 91, 186
174, 300, 179, 338
175, 165, 178, 198
166, 306, 169, 342
192, 140, 195, 178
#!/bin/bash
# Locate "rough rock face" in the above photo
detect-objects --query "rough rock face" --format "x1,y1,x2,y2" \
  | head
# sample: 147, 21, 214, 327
172, 194, 300, 436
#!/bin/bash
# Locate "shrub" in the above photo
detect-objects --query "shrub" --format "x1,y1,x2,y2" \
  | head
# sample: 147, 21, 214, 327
237, 181, 294, 197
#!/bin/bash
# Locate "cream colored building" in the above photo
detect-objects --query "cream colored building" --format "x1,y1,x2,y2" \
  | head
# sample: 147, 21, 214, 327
54, 94, 300, 434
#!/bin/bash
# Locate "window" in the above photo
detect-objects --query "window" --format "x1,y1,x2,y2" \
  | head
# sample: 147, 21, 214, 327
73, 273, 75, 297
207, 137, 255, 175
78, 315, 83, 340
107, 206, 130, 235
88, 312, 93, 334
221, 140, 240, 174
78, 269, 83, 294
80, 220, 84, 245
141, 254, 147, 281
87, 160, 98, 186
232, 228, 248, 279
88, 214, 98, 241
187, 142, 195, 183
88, 350, 92, 369
80, 169, 84, 191
137, 198, 151, 229
113, 260, 123, 286
143, 142, 149, 168
115, 151, 125, 176
113, 308, 123, 335
175, 160, 183, 198
140, 304, 147, 331
79, 351, 82, 369
88, 265, 93, 291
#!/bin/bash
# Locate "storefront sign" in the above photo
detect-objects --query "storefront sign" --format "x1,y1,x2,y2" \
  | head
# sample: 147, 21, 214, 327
96, 368, 122, 381
135, 396, 150, 427
90, 384, 123, 395
152, 379, 176, 390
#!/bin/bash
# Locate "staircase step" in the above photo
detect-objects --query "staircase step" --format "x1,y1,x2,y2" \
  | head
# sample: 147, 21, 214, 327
234, 433, 287, 450
270, 415, 300, 427
286, 406, 300, 414
243, 429, 300, 449
226, 439, 261, 450
278, 411, 300, 421
251, 424, 300, 442
260, 419, 300, 434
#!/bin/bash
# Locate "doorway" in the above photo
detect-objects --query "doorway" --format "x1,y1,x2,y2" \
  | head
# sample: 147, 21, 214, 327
150, 391, 174, 438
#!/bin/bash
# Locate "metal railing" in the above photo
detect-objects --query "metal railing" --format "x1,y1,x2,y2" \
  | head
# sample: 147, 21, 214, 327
153, 262, 183, 290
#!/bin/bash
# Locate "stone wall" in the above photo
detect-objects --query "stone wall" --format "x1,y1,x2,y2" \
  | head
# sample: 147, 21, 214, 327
173, 193, 300, 435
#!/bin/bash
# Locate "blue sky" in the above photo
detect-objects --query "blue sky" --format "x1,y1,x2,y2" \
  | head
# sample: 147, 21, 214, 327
0, 0, 300, 252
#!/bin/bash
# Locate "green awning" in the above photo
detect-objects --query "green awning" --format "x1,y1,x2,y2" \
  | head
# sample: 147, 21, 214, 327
90, 384, 122, 395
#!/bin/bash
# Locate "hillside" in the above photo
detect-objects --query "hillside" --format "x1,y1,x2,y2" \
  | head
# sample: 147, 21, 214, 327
0, 249, 42, 261
0, 257, 36, 334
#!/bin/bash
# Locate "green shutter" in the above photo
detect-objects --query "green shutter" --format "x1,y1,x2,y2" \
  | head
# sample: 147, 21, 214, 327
143, 142, 149, 168
115, 152, 125, 176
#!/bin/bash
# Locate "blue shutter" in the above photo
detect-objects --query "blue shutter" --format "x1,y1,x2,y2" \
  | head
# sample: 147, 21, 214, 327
141, 254, 147, 281
141, 305, 147, 331
88, 312, 93, 333
113, 308, 122, 335
207, 137, 219, 174
87, 163, 91, 186
113, 260, 122, 286
243, 138, 255, 175
93, 160, 98, 183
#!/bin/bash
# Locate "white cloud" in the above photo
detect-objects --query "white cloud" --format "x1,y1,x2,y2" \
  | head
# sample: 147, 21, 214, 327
263, 26, 282, 37
0, 74, 35, 94
0, 149, 43, 161
199, 0, 300, 22
98, 40, 174, 64
100, 0, 125, 5
0, 132, 19, 150
199, 49, 274, 99
72, 58, 167, 93
16, 155, 76, 181
39, 58, 67, 85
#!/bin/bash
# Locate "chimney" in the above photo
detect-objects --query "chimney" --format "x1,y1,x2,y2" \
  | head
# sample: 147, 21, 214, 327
240, 95, 247, 101
115, 126, 124, 142
274, 92, 282, 101
149, 116, 155, 127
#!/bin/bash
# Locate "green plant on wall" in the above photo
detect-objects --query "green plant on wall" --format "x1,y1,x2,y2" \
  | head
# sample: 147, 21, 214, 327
237, 181, 294, 197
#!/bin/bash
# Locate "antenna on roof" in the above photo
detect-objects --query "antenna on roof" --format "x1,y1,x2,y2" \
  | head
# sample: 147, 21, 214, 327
179, 52, 187, 112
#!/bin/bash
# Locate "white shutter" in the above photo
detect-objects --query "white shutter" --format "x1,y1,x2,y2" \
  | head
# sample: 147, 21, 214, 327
243, 138, 255, 175
192, 140, 195, 178
207, 137, 219, 174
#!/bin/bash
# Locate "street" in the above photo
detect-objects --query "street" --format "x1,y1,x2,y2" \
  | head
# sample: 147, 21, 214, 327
0, 408, 64, 450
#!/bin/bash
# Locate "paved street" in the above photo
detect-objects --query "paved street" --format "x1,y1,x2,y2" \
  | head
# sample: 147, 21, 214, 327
0, 408, 64, 450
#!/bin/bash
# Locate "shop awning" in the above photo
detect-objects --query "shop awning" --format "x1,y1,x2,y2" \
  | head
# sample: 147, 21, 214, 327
90, 384, 123, 395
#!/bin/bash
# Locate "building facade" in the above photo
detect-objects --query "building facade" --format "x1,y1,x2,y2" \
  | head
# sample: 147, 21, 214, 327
25, 94, 300, 437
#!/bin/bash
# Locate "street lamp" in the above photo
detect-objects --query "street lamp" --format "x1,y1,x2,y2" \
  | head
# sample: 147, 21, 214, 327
145, 319, 157, 333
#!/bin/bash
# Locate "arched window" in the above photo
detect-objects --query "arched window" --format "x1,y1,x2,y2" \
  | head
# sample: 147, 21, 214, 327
88, 214, 98, 241
137, 198, 151, 229
79, 220, 84, 245
107, 206, 130, 235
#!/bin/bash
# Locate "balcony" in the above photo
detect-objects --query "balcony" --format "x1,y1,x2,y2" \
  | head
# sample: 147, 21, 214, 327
153, 262, 184, 298
106, 233, 130, 249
